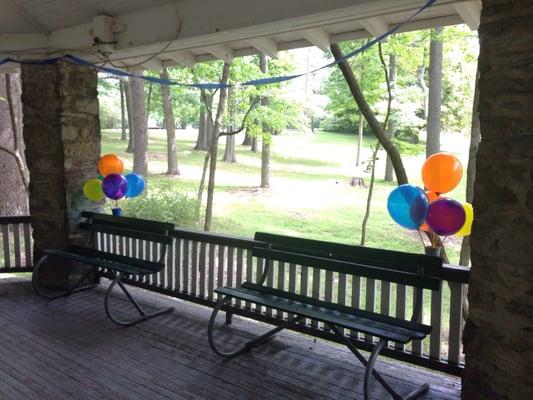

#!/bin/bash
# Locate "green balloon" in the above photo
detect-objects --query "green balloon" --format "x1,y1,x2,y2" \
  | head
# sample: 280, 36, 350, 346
83, 179, 105, 201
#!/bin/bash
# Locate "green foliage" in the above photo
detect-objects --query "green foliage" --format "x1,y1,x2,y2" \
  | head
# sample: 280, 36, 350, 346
392, 137, 425, 156
321, 27, 478, 136
117, 184, 200, 228
98, 76, 122, 129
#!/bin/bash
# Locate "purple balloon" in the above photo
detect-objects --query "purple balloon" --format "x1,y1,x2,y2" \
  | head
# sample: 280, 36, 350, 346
102, 174, 128, 200
426, 198, 466, 236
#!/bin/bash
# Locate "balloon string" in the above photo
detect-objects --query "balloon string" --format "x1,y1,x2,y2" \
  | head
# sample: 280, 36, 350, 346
417, 229, 426, 248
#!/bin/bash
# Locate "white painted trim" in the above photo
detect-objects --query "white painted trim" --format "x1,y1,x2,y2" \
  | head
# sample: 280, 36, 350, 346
452, 0, 481, 30
248, 37, 279, 59
301, 28, 331, 52
206, 45, 235, 63
164, 50, 196, 67
360, 16, 389, 38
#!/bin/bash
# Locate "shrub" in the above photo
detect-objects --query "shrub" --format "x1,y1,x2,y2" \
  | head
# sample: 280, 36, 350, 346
111, 186, 200, 229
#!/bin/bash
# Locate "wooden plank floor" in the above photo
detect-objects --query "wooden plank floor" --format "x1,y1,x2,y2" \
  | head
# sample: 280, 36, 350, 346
0, 276, 461, 400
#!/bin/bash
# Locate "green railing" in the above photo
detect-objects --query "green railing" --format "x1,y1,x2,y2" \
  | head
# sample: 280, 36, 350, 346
0, 216, 469, 376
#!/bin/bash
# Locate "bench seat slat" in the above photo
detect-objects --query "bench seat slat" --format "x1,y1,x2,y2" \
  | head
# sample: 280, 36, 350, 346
216, 285, 431, 344
44, 246, 164, 276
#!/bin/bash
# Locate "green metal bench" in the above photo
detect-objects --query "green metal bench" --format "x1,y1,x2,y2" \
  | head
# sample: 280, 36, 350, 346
32, 212, 175, 326
208, 232, 443, 400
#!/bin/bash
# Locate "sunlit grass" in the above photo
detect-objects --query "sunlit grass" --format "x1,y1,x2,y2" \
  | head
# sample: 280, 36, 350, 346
102, 127, 468, 264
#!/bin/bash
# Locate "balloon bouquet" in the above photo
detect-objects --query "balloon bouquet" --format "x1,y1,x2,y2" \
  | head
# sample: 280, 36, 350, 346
387, 152, 474, 257
82, 154, 145, 216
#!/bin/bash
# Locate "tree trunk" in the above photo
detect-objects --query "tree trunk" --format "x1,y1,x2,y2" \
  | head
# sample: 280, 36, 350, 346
259, 55, 271, 188
195, 91, 212, 151
125, 79, 135, 153
195, 111, 209, 150
384, 53, 397, 181
261, 138, 271, 188
130, 77, 148, 177
251, 136, 258, 152
120, 81, 127, 141
204, 62, 231, 231
355, 113, 364, 167
330, 43, 408, 185
242, 130, 252, 145
223, 87, 237, 162
459, 70, 480, 266
426, 27, 443, 158
242, 128, 252, 146
417, 65, 429, 119
145, 82, 153, 126
223, 135, 236, 162
161, 68, 180, 175
0, 73, 28, 215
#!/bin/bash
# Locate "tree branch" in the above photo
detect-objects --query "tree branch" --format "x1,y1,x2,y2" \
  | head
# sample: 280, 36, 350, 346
0, 146, 29, 192
219, 97, 260, 136
330, 43, 408, 185
5, 74, 19, 151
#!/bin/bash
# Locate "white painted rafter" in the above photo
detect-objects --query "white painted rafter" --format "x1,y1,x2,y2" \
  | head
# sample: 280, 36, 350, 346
248, 37, 279, 58
452, 0, 481, 30
360, 16, 389, 38
206, 45, 234, 63
301, 28, 330, 52
164, 50, 196, 67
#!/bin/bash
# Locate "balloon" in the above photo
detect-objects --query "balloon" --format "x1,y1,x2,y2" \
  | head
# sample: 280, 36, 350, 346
98, 154, 124, 177
83, 179, 105, 201
426, 198, 466, 236
455, 202, 474, 237
387, 184, 429, 230
422, 152, 463, 194
421, 191, 440, 232
102, 174, 128, 200
125, 173, 145, 198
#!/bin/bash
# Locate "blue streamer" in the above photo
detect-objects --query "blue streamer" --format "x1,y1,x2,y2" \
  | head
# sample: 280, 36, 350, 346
0, 0, 437, 90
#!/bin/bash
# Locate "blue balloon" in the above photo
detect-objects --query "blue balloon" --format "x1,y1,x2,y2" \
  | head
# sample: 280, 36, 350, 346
124, 173, 145, 198
387, 184, 429, 229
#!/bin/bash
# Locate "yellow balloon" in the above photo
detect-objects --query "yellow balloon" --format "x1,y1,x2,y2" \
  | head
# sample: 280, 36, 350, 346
83, 179, 105, 201
456, 202, 473, 237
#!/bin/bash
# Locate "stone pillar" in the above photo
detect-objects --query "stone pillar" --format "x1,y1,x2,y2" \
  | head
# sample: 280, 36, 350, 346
21, 61, 101, 288
462, 2, 533, 399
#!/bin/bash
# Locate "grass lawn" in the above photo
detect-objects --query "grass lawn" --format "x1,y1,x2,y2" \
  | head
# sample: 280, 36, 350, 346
102, 127, 469, 265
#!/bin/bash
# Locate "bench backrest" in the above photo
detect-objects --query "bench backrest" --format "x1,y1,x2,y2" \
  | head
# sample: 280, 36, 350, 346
80, 212, 174, 263
253, 232, 442, 291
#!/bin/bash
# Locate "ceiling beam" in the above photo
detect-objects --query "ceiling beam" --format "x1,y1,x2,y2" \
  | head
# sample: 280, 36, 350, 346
0, 33, 48, 51
301, 28, 331, 52
206, 45, 234, 63
452, 0, 481, 30
164, 50, 196, 67
360, 16, 389, 38
247, 37, 279, 58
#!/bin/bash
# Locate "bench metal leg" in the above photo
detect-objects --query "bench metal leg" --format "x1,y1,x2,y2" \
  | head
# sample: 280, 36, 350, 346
104, 275, 174, 326
208, 296, 303, 358
327, 324, 430, 400
32, 255, 98, 300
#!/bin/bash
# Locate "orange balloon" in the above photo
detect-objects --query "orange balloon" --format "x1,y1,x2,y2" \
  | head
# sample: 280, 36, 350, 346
422, 152, 463, 194
98, 154, 124, 177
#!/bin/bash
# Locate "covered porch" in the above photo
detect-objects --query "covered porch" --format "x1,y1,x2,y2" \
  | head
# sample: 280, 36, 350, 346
0, 0, 532, 399
0, 275, 461, 400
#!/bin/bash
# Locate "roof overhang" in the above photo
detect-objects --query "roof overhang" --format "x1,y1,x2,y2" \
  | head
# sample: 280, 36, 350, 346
0, 0, 481, 71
